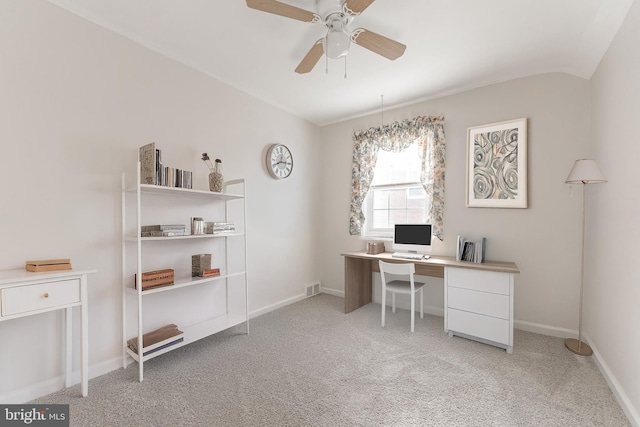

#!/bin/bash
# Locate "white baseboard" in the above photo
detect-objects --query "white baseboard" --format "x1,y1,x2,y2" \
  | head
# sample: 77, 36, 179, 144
249, 293, 306, 319
0, 357, 122, 404
0, 377, 66, 404
514, 319, 576, 338
321, 287, 344, 298
583, 333, 639, 427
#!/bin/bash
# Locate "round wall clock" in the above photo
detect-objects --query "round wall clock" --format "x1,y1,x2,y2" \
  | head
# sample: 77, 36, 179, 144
266, 144, 293, 179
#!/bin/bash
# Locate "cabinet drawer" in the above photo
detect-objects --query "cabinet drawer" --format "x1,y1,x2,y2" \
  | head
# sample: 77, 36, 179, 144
447, 287, 510, 319
1, 279, 80, 317
448, 308, 510, 345
446, 267, 510, 295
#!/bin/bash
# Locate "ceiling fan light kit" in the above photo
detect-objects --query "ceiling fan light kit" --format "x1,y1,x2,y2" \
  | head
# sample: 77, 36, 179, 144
324, 14, 350, 59
246, 0, 406, 74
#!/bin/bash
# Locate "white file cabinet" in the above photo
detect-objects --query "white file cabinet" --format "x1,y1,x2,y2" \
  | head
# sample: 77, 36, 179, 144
444, 266, 515, 353
0, 268, 95, 396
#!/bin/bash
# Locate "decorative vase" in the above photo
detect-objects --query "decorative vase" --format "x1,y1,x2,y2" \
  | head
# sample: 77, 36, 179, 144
209, 159, 224, 192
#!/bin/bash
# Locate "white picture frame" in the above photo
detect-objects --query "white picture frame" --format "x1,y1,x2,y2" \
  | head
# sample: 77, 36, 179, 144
466, 118, 528, 208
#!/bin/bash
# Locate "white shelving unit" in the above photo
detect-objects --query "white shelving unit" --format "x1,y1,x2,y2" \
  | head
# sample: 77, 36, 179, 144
121, 164, 248, 382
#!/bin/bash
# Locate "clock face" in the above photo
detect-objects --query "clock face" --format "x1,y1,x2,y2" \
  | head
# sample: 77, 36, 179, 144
267, 144, 293, 179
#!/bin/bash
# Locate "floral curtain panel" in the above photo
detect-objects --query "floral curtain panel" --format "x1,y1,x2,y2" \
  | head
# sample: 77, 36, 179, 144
349, 115, 446, 240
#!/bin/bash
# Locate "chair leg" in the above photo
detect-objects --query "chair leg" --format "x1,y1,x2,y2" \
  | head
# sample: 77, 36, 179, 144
381, 289, 386, 328
392, 292, 396, 313
420, 288, 424, 319
410, 292, 415, 333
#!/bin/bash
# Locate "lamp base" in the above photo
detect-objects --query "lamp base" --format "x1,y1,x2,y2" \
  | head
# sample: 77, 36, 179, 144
565, 338, 593, 356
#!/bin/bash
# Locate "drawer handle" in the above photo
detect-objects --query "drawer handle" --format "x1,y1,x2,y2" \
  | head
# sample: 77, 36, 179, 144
43, 293, 49, 298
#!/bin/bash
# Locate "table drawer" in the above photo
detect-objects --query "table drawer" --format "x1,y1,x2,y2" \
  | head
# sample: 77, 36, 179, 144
448, 308, 510, 345
447, 287, 510, 319
447, 267, 510, 295
1, 279, 80, 317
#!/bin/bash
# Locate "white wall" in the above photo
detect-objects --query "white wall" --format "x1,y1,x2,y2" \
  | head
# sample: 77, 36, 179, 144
0, 1, 321, 401
320, 73, 591, 332
589, 0, 640, 421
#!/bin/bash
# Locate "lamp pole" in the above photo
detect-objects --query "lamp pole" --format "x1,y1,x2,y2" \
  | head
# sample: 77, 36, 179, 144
564, 182, 592, 356
564, 159, 606, 356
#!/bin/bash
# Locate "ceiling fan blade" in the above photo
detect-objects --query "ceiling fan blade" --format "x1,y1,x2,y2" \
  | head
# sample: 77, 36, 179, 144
351, 28, 406, 60
343, 0, 375, 16
295, 40, 324, 74
246, 0, 320, 23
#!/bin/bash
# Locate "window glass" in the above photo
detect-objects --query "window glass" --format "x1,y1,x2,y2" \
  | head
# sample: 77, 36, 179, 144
364, 144, 426, 238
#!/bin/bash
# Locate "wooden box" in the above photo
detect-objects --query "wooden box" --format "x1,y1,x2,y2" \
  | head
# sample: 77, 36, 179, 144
135, 269, 174, 290
25, 259, 72, 272
366, 242, 385, 255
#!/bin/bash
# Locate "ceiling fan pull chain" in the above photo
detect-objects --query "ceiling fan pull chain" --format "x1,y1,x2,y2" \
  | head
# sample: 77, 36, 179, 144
344, 56, 348, 79
326, 53, 329, 74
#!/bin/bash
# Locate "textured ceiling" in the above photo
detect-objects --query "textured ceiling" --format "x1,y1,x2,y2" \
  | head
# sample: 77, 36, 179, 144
45, 0, 635, 126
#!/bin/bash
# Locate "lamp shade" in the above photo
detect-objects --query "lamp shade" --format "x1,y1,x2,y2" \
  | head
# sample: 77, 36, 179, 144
565, 159, 607, 184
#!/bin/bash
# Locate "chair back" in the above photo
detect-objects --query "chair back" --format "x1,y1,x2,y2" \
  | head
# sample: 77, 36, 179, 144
379, 261, 415, 276
379, 261, 416, 289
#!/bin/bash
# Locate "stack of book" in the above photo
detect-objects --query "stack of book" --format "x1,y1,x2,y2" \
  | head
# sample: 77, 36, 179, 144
206, 222, 236, 234
141, 224, 188, 237
456, 236, 486, 263
127, 324, 184, 357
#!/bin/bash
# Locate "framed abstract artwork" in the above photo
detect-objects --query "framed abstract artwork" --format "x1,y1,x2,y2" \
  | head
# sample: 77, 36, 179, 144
466, 118, 528, 208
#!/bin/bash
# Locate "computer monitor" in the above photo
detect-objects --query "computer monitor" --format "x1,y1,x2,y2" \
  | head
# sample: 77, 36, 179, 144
393, 224, 433, 254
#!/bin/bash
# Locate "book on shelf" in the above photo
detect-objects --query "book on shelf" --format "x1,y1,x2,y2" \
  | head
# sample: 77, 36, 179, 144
141, 230, 189, 237
205, 222, 236, 234
127, 324, 184, 356
201, 268, 221, 277
141, 224, 187, 237
138, 143, 193, 189
141, 224, 186, 230
456, 236, 486, 263
134, 269, 175, 290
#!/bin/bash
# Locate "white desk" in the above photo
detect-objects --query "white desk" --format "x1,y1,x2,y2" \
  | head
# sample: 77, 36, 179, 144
341, 251, 519, 352
0, 268, 96, 397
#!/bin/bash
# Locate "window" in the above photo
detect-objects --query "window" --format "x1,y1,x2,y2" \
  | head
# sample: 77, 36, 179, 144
348, 116, 446, 241
363, 145, 429, 238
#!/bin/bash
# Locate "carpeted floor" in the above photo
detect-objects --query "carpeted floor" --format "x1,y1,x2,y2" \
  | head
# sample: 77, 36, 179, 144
32, 294, 630, 426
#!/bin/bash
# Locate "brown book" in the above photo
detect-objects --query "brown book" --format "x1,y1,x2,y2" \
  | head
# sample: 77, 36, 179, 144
127, 324, 183, 354
25, 259, 72, 272
134, 269, 174, 290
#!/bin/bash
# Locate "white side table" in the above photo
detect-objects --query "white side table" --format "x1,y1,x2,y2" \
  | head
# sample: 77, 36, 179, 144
0, 268, 96, 397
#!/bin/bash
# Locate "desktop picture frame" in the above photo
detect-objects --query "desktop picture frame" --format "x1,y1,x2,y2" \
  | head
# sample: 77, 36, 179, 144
466, 118, 528, 208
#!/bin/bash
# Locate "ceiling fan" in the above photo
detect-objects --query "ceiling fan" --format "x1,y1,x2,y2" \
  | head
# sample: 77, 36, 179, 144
246, 0, 406, 74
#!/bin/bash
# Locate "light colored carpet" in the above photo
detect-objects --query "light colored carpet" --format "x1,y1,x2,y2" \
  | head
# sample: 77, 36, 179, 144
32, 294, 629, 426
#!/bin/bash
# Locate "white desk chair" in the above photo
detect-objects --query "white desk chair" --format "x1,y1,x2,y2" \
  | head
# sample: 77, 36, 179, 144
379, 261, 426, 333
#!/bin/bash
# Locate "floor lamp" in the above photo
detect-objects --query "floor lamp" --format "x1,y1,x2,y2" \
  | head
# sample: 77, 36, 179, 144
564, 159, 607, 356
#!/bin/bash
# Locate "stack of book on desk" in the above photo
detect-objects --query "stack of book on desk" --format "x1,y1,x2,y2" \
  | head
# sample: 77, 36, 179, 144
127, 324, 184, 357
